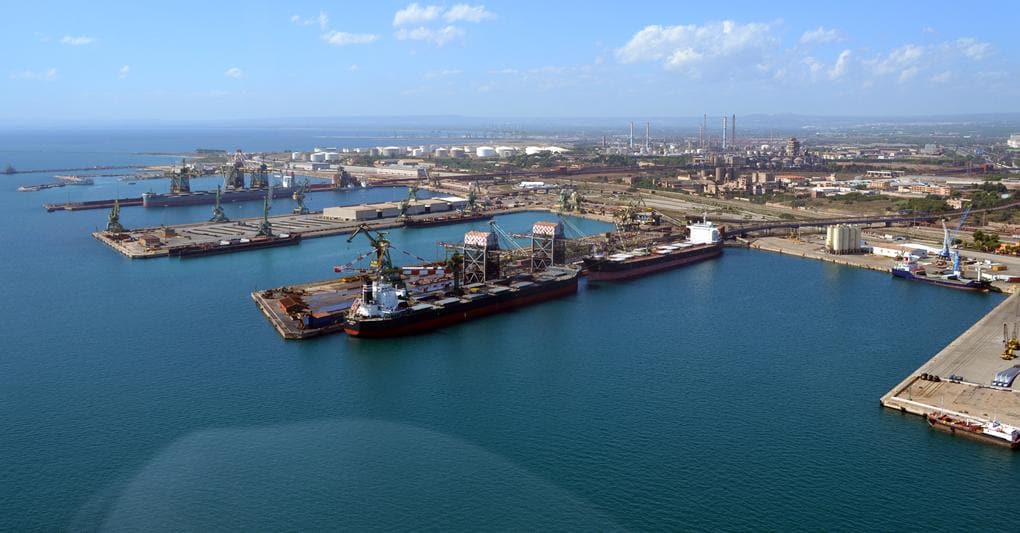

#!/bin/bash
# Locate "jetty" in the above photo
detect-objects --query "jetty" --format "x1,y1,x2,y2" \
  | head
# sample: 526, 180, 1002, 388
881, 291, 1020, 432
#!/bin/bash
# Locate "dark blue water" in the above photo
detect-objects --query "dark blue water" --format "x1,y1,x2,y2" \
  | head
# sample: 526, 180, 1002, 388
1, 133, 1015, 531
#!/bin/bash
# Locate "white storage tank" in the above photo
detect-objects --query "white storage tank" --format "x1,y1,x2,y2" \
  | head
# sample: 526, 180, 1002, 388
411, 148, 424, 157
450, 147, 466, 158
495, 146, 516, 158
434, 147, 450, 158
310, 152, 327, 163
476, 146, 496, 158
324, 152, 340, 162
291, 151, 305, 161
381, 146, 401, 158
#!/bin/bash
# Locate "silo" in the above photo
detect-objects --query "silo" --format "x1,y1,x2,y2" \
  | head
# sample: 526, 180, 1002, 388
825, 226, 835, 251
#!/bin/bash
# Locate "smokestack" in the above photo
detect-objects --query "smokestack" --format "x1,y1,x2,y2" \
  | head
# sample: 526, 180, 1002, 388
702, 113, 707, 149
645, 122, 650, 152
629, 121, 634, 149
731, 114, 736, 150
722, 116, 728, 150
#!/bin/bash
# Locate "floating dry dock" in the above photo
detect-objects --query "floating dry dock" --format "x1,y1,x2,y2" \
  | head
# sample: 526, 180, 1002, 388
881, 291, 1020, 444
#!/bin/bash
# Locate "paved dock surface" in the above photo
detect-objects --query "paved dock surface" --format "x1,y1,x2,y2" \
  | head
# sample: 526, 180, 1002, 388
881, 291, 1020, 428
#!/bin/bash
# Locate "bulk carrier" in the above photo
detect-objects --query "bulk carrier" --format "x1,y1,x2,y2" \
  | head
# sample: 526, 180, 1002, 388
342, 221, 580, 338
583, 217, 723, 281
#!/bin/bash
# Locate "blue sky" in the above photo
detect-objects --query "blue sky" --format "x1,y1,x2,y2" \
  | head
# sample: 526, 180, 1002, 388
2, 1, 1017, 122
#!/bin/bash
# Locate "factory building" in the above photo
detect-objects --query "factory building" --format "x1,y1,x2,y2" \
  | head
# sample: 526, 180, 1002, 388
870, 244, 928, 260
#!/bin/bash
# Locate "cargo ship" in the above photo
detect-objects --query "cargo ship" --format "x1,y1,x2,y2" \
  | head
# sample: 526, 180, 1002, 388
342, 222, 580, 338
583, 217, 723, 281
167, 233, 301, 258
403, 211, 493, 228
891, 258, 990, 291
345, 266, 579, 338
143, 182, 337, 208
926, 412, 1020, 449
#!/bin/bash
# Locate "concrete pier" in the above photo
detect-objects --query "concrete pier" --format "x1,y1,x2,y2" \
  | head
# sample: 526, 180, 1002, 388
881, 291, 1020, 429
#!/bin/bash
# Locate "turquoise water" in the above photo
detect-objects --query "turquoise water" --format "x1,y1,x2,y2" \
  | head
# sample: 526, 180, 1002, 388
0, 135, 1015, 531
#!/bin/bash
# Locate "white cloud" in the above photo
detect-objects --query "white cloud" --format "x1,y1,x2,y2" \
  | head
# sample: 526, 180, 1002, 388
930, 70, 953, 83
292, 11, 330, 30
60, 35, 94, 46
224, 67, 244, 79
322, 31, 379, 46
866, 44, 925, 77
210, 90, 230, 97
34, 32, 51, 43
393, 3, 494, 45
799, 26, 842, 45
394, 3, 442, 26
615, 21, 777, 78
396, 25, 465, 46
118, 65, 130, 79
349, 64, 360, 71
444, 4, 496, 23
488, 68, 518, 75
829, 49, 851, 80
952, 37, 992, 60
10, 68, 58, 81
425, 69, 462, 78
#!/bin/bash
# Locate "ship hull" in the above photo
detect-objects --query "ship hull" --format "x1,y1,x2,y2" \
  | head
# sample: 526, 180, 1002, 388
926, 414, 1020, 449
584, 243, 722, 281
345, 270, 579, 338
891, 268, 989, 291
403, 212, 494, 227
168, 234, 302, 258
142, 183, 337, 208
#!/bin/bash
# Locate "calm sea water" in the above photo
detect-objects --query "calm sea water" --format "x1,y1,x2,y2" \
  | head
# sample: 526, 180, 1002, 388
0, 131, 1015, 531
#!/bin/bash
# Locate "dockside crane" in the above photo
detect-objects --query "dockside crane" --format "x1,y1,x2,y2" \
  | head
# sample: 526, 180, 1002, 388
938, 206, 972, 260
347, 224, 398, 280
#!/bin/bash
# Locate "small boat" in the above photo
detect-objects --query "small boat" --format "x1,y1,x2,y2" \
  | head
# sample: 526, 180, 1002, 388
926, 412, 1020, 449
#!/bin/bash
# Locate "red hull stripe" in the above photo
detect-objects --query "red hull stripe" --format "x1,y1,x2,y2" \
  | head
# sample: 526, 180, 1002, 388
587, 249, 722, 281
345, 282, 578, 337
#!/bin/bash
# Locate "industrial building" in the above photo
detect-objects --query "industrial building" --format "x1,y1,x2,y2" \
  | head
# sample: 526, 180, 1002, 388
322, 203, 401, 221
321, 197, 470, 221
870, 244, 928, 260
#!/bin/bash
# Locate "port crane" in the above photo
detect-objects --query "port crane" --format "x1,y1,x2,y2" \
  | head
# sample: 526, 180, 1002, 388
347, 223, 398, 280
938, 206, 972, 260
1003, 323, 1019, 360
